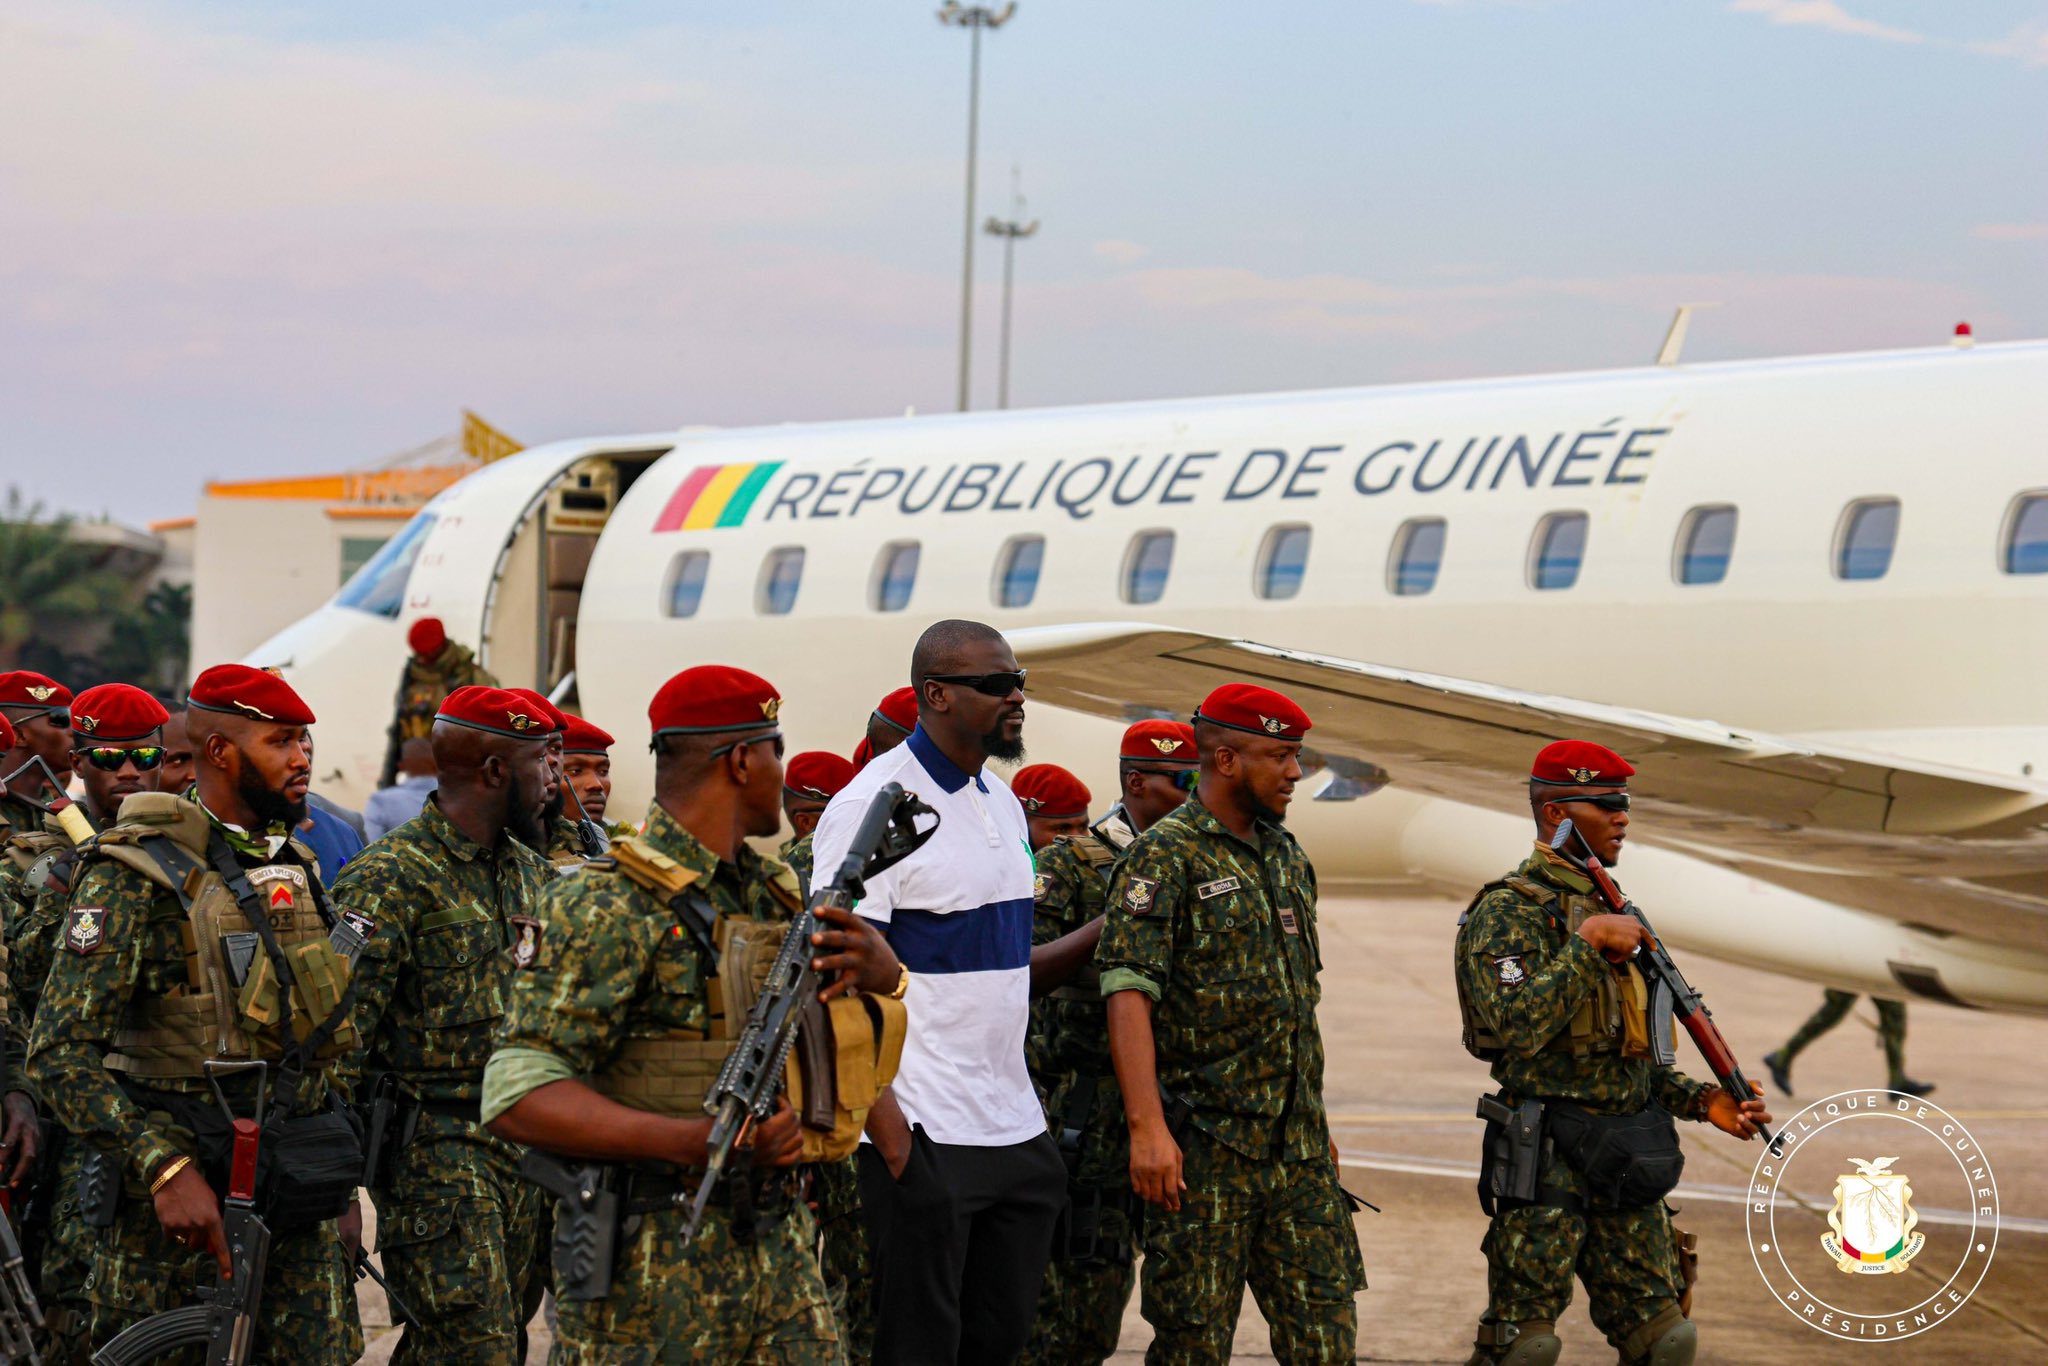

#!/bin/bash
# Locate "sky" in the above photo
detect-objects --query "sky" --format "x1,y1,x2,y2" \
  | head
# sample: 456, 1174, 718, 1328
2, 0, 2044, 524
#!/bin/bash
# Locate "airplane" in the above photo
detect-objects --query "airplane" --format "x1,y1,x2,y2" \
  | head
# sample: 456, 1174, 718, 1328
246, 334, 2048, 1014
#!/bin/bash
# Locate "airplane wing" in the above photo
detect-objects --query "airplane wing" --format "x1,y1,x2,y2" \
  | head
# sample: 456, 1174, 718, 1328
1010, 624, 2048, 952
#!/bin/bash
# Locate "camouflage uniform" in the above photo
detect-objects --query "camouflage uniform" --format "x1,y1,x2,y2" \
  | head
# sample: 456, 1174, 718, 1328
542, 815, 596, 873
489, 803, 842, 1364
331, 796, 553, 1363
1774, 990, 1911, 1087
1096, 793, 1364, 1366
1455, 848, 1712, 1363
778, 833, 816, 903
380, 645, 495, 787
26, 800, 363, 1364
1019, 832, 1136, 1366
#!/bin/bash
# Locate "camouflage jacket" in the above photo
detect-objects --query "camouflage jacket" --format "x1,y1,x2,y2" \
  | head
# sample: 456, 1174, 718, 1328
542, 815, 594, 872
7, 806, 108, 1052
1096, 791, 1328, 1162
332, 795, 551, 1103
380, 644, 495, 784
495, 802, 796, 1084
1456, 847, 1710, 1118
1030, 830, 1125, 1185
779, 833, 815, 899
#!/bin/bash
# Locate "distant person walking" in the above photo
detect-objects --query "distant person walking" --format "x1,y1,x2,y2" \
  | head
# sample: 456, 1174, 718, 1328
363, 736, 439, 842
381, 616, 496, 787
1765, 992, 1931, 1097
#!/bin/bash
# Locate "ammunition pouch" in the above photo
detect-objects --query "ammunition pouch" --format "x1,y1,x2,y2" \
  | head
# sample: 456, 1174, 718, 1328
78, 1149, 123, 1230
1543, 1102, 1684, 1213
262, 1103, 363, 1233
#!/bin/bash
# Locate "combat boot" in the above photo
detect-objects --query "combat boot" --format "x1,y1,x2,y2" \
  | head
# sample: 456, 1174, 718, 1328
1465, 1318, 1560, 1366
1622, 1306, 1696, 1366
1763, 1050, 1793, 1096
1891, 1077, 1935, 1098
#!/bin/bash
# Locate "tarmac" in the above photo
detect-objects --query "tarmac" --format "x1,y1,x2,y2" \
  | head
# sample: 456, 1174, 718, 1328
355, 889, 2046, 1363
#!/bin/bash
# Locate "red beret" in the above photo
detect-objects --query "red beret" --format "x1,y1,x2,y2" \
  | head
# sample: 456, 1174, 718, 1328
1012, 764, 1092, 819
1194, 683, 1311, 742
872, 686, 918, 737
437, 685, 557, 740
1531, 740, 1633, 788
70, 684, 171, 744
850, 735, 877, 770
1121, 719, 1198, 765
407, 617, 448, 658
0, 713, 14, 751
649, 666, 783, 738
0, 671, 72, 711
559, 715, 615, 754
189, 665, 316, 726
785, 751, 857, 803
509, 689, 571, 737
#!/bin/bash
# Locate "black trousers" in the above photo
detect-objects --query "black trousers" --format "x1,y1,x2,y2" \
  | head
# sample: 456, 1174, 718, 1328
859, 1125, 1067, 1366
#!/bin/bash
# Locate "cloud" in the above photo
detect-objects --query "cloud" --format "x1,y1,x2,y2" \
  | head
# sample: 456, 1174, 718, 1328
1728, 0, 1924, 45
1091, 239, 1151, 265
1972, 223, 2048, 241
1969, 21, 2048, 67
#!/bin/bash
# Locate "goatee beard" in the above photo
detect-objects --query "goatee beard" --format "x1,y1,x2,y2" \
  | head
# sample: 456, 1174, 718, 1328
509, 772, 549, 851
238, 763, 305, 830
983, 729, 1025, 764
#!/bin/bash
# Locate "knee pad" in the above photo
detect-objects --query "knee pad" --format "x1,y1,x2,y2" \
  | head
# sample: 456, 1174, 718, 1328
1625, 1307, 1697, 1366
1465, 1319, 1560, 1366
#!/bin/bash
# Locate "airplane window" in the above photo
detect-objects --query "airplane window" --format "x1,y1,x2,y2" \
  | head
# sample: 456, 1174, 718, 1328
873, 542, 920, 612
1388, 518, 1446, 597
2002, 493, 2048, 575
758, 547, 805, 615
1257, 524, 1312, 600
333, 512, 437, 619
1528, 512, 1588, 591
1834, 498, 1900, 581
664, 550, 709, 618
994, 535, 1045, 608
1674, 505, 1738, 585
1123, 531, 1175, 605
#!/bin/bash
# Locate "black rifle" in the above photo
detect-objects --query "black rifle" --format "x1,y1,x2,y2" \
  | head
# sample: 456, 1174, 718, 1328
92, 1062, 273, 1366
1550, 818, 1780, 1153
683, 782, 937, 1239
351, 1246, 417, 1329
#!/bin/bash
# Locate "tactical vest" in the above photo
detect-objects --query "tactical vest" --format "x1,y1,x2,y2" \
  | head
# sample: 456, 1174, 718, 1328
1457, 874, 1651, 1063
591, 836, 906, 1163
1049, 833, 1118, 1004
84, 794, 357, 1080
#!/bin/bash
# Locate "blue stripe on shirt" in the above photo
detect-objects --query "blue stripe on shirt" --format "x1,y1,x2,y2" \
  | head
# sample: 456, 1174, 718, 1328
881, 898, 1033, 974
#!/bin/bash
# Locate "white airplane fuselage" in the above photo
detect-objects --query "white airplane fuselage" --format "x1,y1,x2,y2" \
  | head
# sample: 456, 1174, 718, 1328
249, 340, 2048, 1011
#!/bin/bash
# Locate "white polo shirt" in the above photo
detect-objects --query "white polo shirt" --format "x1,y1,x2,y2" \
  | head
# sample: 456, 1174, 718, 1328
811, 725, 1043, 1147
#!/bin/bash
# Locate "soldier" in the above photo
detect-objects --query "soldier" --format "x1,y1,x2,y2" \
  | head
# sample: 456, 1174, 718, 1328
780, 752, 857, 898
559, 714, 638, 848
381, 617, 497, 788
482, 665, 904, 1363
0, 671, 74, 838
157, 706, 195, 798
1013, 765, 1093, 852
1764, 992, 1930, 1098
1019, 720, 1195, 1366
508, 690, 593, 871
1097, 684, 1365, 1366
28, 664, 364, 1363
331, 685, 557, 1363
849, 687, 917, 770
1455, 741, 1771, 1366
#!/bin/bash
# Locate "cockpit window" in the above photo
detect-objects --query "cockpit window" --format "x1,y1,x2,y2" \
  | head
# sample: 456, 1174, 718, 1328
333, 512, 437, 618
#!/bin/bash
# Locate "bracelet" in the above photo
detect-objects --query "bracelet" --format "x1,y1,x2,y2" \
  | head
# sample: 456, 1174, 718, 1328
150, 1154, 193, 1194
888, 965, 911, 1000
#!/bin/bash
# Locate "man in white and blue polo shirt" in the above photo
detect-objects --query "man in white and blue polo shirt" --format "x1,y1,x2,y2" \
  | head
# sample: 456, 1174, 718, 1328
812, 619, 1068, 1366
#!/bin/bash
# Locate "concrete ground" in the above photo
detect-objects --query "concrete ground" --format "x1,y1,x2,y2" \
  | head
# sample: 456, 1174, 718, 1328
354, 891, 2046, 1363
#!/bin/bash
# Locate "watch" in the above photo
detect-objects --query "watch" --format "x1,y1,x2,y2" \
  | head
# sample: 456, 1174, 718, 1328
888, 965, 911, 1000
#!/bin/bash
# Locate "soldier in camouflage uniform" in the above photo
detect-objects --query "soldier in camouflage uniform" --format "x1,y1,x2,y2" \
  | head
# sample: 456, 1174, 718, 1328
772, 750, 869, 1359
381, 617, 497, 788
1764, 991, 1930, 1097
1097, 685, 1365, 1366
483, 665, 903, 1364
332, 685, 559, 1363
559, 715, 638, 849
1454, 741, 1771, 1366
1019, 722, 1195, 1366
0, 671, 75, 842
28, 664, 364, 1363
8, 684, 168, 1364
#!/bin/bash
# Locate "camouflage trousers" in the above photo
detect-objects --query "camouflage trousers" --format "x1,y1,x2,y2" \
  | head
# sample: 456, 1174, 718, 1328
1017, 1236, 1136, 1366
86, 1181, 361, 1364
36, 1137, 95, 1366
809, 1157, 873, 1365
1138, 1131, 1364, 1366
550, 1188, 842, 1365
1781, 990, 1909, 1083
1478, 1144, 1684, 1359
372, 1112, 549, 1364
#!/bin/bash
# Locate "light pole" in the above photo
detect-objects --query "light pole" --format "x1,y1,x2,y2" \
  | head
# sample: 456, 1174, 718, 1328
984, 172, 1039, 411
938, 1, 1016, 413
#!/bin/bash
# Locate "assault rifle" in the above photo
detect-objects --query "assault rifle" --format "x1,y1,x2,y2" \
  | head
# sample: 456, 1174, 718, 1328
93, 1063, 272, 1366
0, 755, 94, 848
0, 1195, 44, 1365
1550, 818, 1780, 1153
683, 782, 938, 1239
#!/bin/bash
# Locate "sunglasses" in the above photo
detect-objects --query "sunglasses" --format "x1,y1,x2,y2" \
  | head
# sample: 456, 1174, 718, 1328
927, 671, 1028, 697
79, 746, 165, 772
708, 732, 786, 762
3, 706, 70, 728
1130, 767, 1197, 791
1558, 792, 1630, 813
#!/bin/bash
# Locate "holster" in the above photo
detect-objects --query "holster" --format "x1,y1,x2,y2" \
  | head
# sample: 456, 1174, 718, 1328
1158, 1083, 1194, 1144
78, 1149, 122, 1230
521, 1151, 622, 1302
359, 1073, 400, 1193
1476, 1092, 1547, 1217
1050, 1075, 1136, 1267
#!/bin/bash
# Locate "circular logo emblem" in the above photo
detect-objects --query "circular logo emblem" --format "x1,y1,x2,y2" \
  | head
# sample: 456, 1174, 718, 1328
1749, 1090, 1999, 1341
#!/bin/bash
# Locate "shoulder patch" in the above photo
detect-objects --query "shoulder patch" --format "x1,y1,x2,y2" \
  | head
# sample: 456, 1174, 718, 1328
1493, 954, 1527, 986
1033, 871, 1049, 902
1123, 875, 1160, 915
67, 906, 108, 955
